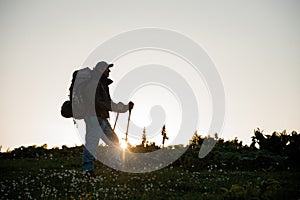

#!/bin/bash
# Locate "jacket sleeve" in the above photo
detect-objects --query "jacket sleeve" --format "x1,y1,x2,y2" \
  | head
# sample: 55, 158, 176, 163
95, 100, 124, 112
94, 81, 119, 112
95, 96, 117, 111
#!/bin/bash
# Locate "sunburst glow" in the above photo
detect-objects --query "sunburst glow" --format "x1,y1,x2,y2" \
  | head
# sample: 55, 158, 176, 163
120, 140, 127, 149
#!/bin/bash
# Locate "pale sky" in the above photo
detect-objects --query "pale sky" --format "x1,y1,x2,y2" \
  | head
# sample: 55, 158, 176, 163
1, 0, 300, 152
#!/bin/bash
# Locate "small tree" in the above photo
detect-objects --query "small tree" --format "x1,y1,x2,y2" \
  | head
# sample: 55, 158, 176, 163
161, 124, 169, 148
142, 127, 147, 147
190, 131, 203, 149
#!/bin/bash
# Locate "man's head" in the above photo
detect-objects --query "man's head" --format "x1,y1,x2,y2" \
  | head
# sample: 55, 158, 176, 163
93, 61, 113, 77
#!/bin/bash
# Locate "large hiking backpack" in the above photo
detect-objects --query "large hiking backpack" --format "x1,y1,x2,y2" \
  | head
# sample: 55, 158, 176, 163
61, 67, 92, 119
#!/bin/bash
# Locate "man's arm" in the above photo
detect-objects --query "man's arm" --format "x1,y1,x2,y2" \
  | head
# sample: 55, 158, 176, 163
95, 99, 132, 113
94, 80, 134, 113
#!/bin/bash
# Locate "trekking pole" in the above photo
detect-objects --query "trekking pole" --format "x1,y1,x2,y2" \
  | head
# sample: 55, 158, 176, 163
125, 109, 132, 142
113, 112, 119, 132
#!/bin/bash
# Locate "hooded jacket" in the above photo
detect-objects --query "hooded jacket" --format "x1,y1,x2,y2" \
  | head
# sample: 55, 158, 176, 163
95, 76, 115, 119
81, 72, 118, 119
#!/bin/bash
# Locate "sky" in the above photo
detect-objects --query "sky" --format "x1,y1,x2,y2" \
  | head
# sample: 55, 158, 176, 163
0, 0, 300, 152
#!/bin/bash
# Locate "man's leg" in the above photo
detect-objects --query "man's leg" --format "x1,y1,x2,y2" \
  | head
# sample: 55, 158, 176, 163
100, 119, 122, 169
82, 116, 101, 173
96, 117, 118, 144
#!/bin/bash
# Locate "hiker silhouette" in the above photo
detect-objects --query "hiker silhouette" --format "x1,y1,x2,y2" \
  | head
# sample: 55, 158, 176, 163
71, 61, 134, 175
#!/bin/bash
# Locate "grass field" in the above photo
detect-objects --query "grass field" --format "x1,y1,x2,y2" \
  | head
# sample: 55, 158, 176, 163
1, 155, 300, 200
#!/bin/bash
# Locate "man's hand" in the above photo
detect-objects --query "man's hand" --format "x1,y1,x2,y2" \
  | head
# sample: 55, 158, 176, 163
113, 101, 134, 113
115, 102, 127, 113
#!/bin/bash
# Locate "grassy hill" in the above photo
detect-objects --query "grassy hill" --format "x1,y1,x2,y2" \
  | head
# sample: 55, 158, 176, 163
0, 129, 299, 199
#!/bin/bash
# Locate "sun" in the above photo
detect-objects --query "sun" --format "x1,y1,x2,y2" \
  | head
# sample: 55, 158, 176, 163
120, 140, 127, 149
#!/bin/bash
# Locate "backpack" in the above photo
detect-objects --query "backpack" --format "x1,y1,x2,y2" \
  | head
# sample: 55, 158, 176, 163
61, 67, 92, 119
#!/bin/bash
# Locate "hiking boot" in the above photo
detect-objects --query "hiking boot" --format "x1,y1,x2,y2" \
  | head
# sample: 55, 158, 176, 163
83, 170, 95, 178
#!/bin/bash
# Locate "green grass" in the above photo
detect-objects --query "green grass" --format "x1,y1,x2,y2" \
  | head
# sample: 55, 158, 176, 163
1, 157, 299, 199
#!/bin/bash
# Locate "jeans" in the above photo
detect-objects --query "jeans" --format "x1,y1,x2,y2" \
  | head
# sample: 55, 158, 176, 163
82, 116, 120, 172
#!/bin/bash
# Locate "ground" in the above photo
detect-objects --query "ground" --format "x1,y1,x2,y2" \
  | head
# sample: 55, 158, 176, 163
0, 156, 299, 199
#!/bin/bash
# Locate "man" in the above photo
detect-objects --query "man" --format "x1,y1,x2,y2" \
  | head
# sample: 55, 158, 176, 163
81, 61, 134, 177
